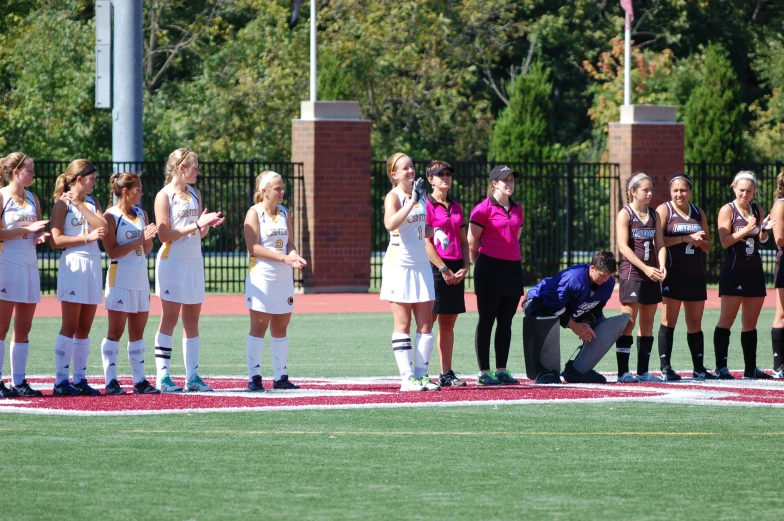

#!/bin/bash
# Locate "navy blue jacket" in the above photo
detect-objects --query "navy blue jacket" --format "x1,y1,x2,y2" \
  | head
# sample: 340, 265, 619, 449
525, 264, 615, 327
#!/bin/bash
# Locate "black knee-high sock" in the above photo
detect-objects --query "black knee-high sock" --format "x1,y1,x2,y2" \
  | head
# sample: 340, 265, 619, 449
616, 335, 633, 375
714, 327, 731, 369
687, 331, 706, 371
658, 325, 675, 370
636, 336, 654, 375
772, 328, 784, 371
741, 329, 758, 376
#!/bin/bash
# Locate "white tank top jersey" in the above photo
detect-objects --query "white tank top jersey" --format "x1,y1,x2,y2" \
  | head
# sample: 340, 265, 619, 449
248, 203, 291, 280
0, 187, 38, 265
105, 205, 148, 290
158, 184, 202, 261
62, 195, 101, 256
385, 187, 428, 267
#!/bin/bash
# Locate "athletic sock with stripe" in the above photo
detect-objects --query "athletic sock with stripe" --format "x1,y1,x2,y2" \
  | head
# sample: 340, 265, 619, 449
392, 333, 413, 379
101, 338, 120, 384
615, 334, 633, 375
154, 333, 173, 380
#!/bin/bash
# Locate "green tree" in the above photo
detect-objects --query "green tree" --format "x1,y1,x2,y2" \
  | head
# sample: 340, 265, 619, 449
684, 44, 745, 163
487, 61, 558, 162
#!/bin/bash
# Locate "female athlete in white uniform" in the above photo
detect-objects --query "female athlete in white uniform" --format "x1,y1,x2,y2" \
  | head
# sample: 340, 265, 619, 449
49, 160, 107, 396
153, 149, 224, 393
101, 173, 160, 395
243, 171, 307, 391
0, 153, 49, 398
381, 152, 447, 392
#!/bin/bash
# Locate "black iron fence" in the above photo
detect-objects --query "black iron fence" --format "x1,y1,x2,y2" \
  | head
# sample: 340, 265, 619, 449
28, 160, 304, 294
371, 161, 622, 290
686, 161, 784, 283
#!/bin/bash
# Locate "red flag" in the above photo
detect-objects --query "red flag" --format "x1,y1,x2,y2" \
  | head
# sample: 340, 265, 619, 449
620, 0, 634, 30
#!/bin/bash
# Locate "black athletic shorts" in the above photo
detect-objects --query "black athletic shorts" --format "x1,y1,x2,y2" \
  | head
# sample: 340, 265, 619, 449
619, 278, 662, 305
473, 253, 524, 297
718, 267, 766, 298
431, 258, 466, 315
661, 270, 707, 302
775, 257, 784, 289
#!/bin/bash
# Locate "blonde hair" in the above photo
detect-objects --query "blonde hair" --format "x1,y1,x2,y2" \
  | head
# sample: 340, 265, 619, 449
732, 170, 761, 199
626, 172, 651, 204
775, 172, 784, 200
385, 152, 408, 186
53, 159, 96, 201
165, 148, 197, 184
109, 172, 141, 206
0, 152, 29, 187
253, 171, 282, 204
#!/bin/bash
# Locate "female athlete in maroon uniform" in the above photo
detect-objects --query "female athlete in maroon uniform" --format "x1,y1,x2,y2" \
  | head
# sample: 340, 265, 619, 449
715, 171, 775, 379
615, 173, 667, 383
769, 171, 784, 378
656, 173, 715, 380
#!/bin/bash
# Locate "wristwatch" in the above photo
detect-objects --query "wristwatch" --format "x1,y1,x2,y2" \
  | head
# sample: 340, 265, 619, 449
439, 265, 448, 274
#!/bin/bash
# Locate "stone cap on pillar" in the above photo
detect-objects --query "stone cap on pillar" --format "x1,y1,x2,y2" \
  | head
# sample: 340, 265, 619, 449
297, 101, 365, 121
619, 105, 678, 124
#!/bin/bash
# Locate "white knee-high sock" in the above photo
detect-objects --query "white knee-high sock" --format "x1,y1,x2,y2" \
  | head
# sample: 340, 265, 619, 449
72, 337, 90, 383
11, 341, 30, 386
246, 335, 264, 381
154, 333, 173, 380
270, 336, 288, 381
392, 333, 413, 379
183, 336, 200, 381
0, 339, 5, 381
414, 333, 434, 379
53, 335, 73, 385
101, 338, 120, 384
127, 339, 147, 384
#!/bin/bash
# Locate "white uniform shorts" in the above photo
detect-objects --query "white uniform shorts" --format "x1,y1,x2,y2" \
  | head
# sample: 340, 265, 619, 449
155, 258, 205, 305
57, 254, 103, 305
245, 274, 295, 314
380, 262, 435, 303
0, 258, 40, 304
105, 286, 151, 313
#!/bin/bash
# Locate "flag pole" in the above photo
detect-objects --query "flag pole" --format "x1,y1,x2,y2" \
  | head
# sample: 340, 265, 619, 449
623, 12, 631, 106
310, 0, 317, 102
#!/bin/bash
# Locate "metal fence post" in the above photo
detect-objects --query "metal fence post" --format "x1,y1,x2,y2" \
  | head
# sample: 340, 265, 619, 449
566, 159, 574, 266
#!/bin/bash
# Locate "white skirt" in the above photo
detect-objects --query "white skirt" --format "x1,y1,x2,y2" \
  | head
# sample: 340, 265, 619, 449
105, 286, 151, 313
57, 254, 103, 305
155, 257, 205, 305
380, 262, 435, 303
245, 274, 295, 314
0, 257, 40, 304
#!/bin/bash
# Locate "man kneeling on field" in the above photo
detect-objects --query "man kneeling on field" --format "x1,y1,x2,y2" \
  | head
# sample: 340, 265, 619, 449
522, 250, 630, 384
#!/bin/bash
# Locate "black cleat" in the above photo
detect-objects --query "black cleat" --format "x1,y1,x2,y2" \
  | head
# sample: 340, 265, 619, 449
438, 370, 467, 387
0, 381, 19, 398
104, 379, 127, 395
535, 370, 562, 384
743, 367, 773, 380
661, 366, 682, 382
133, 379, 161, 394
73, 379, 101, 396
53, 380, 81, 397
693, 368, 717, 380
13, 380, 43, 397
273, 375, 300, 390
561, 361, 607, 384
248, 375, 265, 392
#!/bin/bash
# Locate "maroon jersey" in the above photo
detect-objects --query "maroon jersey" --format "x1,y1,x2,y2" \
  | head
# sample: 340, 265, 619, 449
619, 205, 657, 281
663, 202, 705, 277
723, 201, 763, 272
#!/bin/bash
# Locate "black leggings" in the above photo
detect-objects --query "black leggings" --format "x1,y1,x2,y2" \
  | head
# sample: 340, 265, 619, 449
475, 293, 521, 371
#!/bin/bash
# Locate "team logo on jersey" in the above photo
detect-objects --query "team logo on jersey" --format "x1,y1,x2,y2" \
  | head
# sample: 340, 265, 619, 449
631, 229, 655, 239
673, 224, 702, 234
177, 209, 199, 218
125, 230, 142, 240
70, 217, 86, 226
287, 297, 294, 305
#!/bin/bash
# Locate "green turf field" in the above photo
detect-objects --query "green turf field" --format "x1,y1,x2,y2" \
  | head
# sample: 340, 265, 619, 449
3, 309, 784, 521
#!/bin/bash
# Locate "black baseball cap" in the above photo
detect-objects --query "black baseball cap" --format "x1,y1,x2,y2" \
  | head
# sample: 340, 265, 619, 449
426, 162, 454, 177
489, 165, 519, 180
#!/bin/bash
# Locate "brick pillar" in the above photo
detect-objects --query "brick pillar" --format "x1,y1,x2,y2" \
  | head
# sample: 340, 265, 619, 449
291, 101, 372, 293
608, 105, 684, 252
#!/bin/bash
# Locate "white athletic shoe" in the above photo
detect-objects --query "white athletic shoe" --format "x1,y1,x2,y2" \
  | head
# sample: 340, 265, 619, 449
400, 376, 425, 392
773, 366, 784, 379
419, 375, 441, 391
636, 372, 663, 383
617, 372, 636, 383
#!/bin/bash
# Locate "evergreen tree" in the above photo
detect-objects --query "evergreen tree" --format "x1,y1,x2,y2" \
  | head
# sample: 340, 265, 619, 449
488, 61, 558, 162
684, 43, 745, 162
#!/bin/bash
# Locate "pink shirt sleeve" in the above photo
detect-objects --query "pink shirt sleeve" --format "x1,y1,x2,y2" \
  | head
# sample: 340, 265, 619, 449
469, 200, 488, 227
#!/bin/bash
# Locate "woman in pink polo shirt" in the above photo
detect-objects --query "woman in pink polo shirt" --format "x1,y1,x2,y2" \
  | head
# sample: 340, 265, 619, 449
425, 161, 469, 387
468, 165, 524, 386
